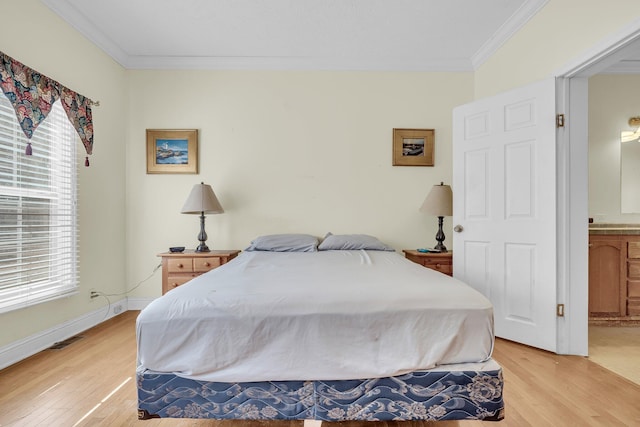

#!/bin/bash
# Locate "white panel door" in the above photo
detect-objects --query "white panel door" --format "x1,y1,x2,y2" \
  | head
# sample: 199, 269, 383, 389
452, 79, 557, 352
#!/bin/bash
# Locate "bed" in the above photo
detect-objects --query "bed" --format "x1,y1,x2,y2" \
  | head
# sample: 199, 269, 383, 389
136, 234, 504, 422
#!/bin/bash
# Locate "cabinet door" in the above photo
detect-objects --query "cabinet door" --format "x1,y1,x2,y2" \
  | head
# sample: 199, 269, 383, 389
628, 280, 640, 315
626, 239, 640, 316
588, 237, 624, 316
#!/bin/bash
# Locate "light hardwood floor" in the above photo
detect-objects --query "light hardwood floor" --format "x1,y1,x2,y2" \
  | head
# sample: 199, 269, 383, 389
1, 311, 640, 427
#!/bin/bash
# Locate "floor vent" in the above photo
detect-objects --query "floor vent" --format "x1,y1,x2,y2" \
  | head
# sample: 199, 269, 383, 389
48, 335, 83, 350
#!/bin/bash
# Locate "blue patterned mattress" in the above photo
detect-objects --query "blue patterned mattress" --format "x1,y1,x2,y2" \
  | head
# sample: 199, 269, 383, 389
137, 363, 504, 422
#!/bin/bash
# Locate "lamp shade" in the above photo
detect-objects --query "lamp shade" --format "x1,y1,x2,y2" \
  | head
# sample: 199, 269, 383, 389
420, 182, 452, 216
181, 182, 224, 214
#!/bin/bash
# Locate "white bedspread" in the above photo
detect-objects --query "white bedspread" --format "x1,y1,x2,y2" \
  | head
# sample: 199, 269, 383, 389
136, 250, 494, 382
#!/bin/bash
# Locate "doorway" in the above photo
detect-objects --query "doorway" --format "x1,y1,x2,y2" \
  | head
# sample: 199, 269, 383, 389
586, 73, 640, 385
557, 24, 640, 380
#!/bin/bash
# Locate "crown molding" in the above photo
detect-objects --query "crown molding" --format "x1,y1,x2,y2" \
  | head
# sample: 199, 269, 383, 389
471, 0, 549, 70
41, 0, 130, 67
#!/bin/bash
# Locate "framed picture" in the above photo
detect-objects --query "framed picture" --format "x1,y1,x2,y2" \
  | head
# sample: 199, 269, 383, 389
392, 128, 435, 166
146, 129, 198, 174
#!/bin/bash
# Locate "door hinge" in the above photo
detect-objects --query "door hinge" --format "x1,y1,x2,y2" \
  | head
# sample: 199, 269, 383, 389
556, 303, 565, 317
556, 114, 565, 128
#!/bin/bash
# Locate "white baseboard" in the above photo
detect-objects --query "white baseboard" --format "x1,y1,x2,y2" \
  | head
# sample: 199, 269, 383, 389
0, 297, 131, 370
127, 297, 155, 311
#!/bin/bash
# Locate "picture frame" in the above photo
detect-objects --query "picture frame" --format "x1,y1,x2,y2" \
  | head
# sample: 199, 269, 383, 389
392, 128, 435, 166
146, 129, 198, 174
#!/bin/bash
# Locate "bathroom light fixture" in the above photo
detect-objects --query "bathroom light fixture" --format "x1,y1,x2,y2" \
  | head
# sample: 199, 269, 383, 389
621, 129, 640, 143
623, 117, 640, 143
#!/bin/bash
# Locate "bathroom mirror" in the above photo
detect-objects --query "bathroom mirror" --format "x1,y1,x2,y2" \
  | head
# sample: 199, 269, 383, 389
621, 129, 640, 213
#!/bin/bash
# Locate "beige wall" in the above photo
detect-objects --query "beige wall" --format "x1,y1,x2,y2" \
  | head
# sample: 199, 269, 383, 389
589, 74, 640, 223
126, 70, 473, 297
475, 0, 640, 98
0, 1, 127, 347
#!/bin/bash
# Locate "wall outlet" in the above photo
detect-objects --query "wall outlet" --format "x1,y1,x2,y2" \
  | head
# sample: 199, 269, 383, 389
90, 290, 99, 299
113, 304, 123, 315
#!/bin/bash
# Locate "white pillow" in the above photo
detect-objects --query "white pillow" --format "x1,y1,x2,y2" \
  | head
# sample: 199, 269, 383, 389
245, 234, 319, 252
318, 233, 395, 251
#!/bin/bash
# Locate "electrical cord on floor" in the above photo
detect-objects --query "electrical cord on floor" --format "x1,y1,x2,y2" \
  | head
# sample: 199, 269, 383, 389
91, 263, 162, 321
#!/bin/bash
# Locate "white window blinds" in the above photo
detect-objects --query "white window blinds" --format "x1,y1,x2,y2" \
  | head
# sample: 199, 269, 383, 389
0, 95, 79, 313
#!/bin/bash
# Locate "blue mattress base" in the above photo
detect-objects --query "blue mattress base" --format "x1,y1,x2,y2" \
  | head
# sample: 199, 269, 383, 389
137, 367, 504, 422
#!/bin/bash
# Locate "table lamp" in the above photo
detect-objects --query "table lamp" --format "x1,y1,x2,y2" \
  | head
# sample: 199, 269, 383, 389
419, 182, 453, 252
181, 182, 224, 252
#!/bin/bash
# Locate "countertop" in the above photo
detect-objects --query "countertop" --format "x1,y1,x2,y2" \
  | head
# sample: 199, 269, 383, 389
589, 224, 640, 235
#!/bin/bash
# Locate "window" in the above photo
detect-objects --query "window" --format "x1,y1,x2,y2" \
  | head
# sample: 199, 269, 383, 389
0, 95, 79, 313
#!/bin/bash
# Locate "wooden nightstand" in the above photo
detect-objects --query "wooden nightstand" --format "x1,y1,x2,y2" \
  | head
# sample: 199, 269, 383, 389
403, 250, 453, 276
158, 250, 240, 294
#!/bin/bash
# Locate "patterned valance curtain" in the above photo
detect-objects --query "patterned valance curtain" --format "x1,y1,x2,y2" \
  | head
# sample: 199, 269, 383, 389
0, 51, 94, 166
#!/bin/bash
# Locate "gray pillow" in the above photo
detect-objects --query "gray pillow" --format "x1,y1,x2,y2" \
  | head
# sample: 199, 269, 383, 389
245, 234, 319, 252
318, 233, 395, 251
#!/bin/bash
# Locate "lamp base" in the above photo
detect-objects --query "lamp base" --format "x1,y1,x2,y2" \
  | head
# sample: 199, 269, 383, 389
433, 243, 447, 253
195, 212, 211, 252
434, 216, 447, 252
195, 243, 210, 253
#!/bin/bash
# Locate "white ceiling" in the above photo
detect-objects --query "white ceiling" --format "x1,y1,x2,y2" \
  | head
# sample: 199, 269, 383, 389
41, 0, 552, 71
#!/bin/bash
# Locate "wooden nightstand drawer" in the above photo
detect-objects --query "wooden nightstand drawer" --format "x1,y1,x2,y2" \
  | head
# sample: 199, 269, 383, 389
423, 260, 453, 275
158, 250, 241, 294
167, 274, 196, 291
194, 257, 221, 272
402, 250, 453, 277
167, 258, 194, 273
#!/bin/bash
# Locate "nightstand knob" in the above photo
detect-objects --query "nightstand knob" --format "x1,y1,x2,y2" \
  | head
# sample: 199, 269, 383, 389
205, 262, 211, 267
454, 225, 464, 233
177, 263, 183, 268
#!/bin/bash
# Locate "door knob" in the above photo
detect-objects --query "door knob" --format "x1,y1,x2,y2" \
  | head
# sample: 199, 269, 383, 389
454, 225, 464, 233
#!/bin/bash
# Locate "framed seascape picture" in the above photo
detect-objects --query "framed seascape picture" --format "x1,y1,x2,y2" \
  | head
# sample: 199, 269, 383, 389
146, 129, 198, 174
392, 128, 435, 166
